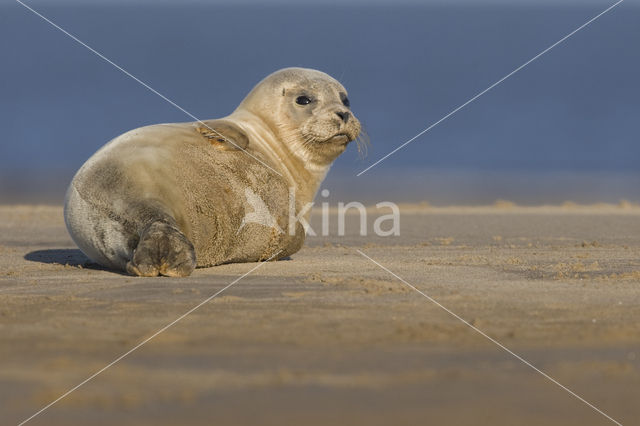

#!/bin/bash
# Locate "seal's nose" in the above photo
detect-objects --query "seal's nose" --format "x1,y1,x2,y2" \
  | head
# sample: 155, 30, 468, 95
336, 110, 350, 124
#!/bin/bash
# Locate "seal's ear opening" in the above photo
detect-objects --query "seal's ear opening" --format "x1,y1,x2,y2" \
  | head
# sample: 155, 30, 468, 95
195, 120, 249, 151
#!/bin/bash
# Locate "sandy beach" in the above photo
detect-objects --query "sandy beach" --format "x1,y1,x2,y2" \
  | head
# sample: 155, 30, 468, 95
1, 204, 639, 425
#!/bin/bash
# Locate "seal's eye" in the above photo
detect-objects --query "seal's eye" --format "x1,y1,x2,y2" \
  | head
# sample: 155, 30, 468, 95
342, 97, 350, 108
295, 96, 312, 105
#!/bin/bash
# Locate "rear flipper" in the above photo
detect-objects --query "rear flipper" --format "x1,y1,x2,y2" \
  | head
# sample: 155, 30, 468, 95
126, 221, 196, 277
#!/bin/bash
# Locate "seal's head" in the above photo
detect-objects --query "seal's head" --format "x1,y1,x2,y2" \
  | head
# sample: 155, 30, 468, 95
236, 67, 362, 167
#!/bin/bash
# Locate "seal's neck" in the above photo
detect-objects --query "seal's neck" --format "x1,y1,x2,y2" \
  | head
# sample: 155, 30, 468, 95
225, 110, 330, 205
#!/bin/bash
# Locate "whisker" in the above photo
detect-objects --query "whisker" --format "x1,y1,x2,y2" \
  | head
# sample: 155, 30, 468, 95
355, 126, 370, 160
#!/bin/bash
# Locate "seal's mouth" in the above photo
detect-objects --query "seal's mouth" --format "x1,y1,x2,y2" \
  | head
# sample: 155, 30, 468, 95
326, 133, 351, 144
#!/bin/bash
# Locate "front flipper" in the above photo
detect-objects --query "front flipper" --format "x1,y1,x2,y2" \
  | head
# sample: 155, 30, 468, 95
126, 221, 196, 277
195, 120, 249, 151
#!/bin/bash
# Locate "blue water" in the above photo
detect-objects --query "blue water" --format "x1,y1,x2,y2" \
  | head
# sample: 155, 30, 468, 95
1, 2, 638, 203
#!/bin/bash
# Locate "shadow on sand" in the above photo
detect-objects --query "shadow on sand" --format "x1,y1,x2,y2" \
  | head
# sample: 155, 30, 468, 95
25, 249, 293, 274
24, 249, 105, 271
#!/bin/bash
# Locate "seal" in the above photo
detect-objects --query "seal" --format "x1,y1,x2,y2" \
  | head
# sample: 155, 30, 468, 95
64, 68, 362, 276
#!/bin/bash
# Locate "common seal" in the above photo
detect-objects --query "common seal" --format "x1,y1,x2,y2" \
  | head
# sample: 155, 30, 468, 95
64, 68, 362, 277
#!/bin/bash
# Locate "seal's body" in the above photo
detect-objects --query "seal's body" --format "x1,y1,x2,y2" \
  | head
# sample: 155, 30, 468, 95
64, 68, 361, 276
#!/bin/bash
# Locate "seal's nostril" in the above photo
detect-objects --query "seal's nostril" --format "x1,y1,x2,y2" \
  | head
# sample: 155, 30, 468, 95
336, 111, 350, 124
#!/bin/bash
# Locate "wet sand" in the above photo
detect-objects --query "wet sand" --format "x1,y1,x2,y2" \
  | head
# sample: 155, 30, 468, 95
1, 204, 639, 425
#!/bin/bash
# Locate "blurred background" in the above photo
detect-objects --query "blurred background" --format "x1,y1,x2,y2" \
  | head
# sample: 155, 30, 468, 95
1, 0, 638, 205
